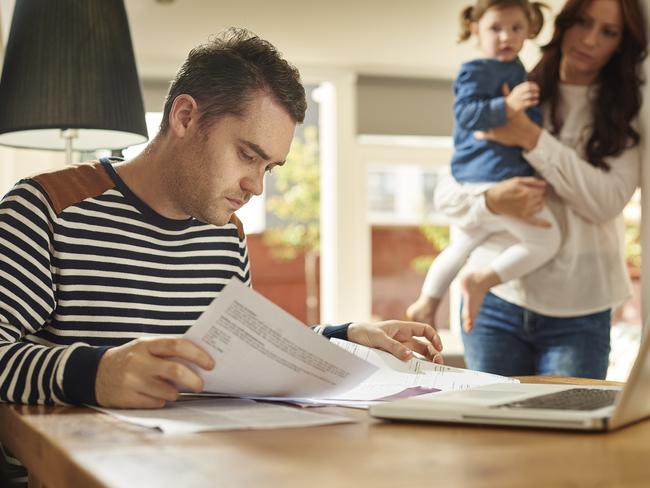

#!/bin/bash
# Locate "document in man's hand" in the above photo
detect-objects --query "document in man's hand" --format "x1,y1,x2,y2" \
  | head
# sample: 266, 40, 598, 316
182, 277, 377, 399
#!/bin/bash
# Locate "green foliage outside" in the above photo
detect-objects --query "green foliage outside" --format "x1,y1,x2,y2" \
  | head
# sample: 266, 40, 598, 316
264, 126, 320, 259
410, 224, 450, 274
625, 220, 641, 269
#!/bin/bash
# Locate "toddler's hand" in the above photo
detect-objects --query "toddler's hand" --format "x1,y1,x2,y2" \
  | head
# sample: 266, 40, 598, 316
504, 81, 540, 117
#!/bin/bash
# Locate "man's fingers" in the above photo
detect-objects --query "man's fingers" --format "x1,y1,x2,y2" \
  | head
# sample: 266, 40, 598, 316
419, 324, 443, 352
396, 322, 443, 351
147, 338, 215, 370
124, 393, 165, 409
408, 340, 444, 363
379, 335, 413, 361
157, 359, 205, 393
138, 378, 180, 403
116, 392, 166, 410
402, 337, 436, 359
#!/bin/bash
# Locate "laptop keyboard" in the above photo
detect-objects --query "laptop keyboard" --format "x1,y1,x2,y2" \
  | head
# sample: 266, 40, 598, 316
494, 388, 619, 411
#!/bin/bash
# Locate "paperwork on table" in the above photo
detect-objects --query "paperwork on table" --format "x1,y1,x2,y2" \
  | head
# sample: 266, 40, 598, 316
95, 397, 353, 434
321, 340, 518, 406
182, 278, 516, 407
95, 279, 518, 432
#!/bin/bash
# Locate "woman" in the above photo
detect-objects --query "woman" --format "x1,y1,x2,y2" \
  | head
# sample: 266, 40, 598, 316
434, 0, 647, 378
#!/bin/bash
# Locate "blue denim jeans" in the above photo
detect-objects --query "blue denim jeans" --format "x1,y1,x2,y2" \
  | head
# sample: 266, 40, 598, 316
462, 292, 611, 379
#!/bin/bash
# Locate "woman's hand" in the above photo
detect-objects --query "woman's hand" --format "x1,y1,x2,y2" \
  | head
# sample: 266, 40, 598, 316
347, 320, 443, 363
477, 83, 542, 150
485, 177, 551, 227
475, 110, 542, 150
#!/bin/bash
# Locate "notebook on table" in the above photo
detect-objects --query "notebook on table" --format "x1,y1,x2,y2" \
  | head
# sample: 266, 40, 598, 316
370, 330, 650, 431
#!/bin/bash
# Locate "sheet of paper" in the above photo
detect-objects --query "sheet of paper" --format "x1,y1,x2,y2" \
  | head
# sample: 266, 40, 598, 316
185, 392, 380, 409
183, 278, 377, 398
94, 398, 354, 434
327, 339, 519, 401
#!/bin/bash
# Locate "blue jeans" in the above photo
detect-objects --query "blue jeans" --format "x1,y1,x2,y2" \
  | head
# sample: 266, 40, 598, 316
462, 292, 611, 379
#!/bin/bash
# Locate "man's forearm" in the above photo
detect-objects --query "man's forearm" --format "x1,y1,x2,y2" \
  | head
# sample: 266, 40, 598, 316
0, 339, 107, 405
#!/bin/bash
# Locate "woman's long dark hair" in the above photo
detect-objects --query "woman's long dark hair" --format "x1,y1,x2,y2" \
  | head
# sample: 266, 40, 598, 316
529, 0, 647, 170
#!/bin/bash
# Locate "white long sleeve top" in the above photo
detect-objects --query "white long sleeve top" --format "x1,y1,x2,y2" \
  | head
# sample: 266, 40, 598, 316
435, 83, 641, 317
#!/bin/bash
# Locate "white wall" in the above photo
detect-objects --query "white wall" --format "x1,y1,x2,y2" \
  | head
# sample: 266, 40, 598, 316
0, 147, 66, 195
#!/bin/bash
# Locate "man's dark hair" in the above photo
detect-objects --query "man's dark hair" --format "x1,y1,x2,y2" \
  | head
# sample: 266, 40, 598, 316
160, 28, 306, 133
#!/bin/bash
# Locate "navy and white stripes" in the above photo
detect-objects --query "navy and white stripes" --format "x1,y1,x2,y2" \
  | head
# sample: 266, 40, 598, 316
0, 160, 251, 405
0, 159, 350, 487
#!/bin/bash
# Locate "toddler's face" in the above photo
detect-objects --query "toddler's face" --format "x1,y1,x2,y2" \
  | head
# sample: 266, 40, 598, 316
473, 6, 530, 62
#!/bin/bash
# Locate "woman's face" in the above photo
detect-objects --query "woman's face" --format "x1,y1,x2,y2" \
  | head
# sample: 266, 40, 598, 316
560, 0, 624, 84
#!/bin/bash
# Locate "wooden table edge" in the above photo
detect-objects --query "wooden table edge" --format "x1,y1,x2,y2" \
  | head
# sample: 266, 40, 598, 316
0, 375, 625, 487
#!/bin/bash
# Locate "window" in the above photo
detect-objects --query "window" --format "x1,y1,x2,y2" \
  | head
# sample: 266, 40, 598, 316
360, 135, 453, 326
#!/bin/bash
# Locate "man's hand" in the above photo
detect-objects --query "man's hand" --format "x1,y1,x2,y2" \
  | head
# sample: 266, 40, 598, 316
485, 176, 551, 227
347, 321, 443, 363
505, 81, 539, 117
95, 337, 215, 409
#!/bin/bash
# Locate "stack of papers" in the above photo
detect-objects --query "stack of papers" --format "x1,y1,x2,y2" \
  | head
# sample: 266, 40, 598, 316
96, 398, 354, 434
96, 278, 516, 432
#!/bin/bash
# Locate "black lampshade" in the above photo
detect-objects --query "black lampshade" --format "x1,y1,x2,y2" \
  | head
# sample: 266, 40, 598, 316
0, 0, 148, 151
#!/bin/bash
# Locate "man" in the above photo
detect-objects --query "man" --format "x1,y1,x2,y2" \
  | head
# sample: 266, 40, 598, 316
0, 28, 442, 412
0, 26, 444, 485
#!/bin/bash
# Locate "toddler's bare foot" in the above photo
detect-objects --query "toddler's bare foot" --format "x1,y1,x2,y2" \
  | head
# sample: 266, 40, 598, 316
460, 273, 490, 332
406, 295, 440, 328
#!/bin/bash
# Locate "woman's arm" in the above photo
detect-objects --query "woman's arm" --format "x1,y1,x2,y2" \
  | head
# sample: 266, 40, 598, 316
525, 130, 640, 223
478, 112, 640, 223
434, 174, 550, 228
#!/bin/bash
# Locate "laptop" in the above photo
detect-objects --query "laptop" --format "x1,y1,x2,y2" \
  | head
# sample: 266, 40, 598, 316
370, 329, 650, 431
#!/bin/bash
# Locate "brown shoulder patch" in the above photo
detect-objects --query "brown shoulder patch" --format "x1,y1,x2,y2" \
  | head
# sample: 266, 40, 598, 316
32, 161, 114, 215
229, 213, 246, 240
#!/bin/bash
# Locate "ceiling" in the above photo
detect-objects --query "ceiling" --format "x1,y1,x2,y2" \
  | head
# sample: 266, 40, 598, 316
1, 0, 566, 81
124, 0, 565, 80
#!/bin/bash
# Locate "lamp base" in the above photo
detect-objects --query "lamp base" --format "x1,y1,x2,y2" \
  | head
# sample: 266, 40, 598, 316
60, 129, 78, 164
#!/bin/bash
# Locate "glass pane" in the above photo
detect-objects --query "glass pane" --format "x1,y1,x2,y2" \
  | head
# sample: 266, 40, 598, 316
368, 164, 451, 329
248, 85, 321, 325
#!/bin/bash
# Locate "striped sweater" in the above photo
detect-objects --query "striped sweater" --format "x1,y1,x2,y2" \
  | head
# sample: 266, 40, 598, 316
0, 158, 347, 407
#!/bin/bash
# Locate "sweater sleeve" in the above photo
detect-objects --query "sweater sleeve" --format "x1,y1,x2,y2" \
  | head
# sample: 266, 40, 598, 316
454, 64, 508, 131
0, 180, 107, 406
524, 129, 640, 223
311, 323, 350, 340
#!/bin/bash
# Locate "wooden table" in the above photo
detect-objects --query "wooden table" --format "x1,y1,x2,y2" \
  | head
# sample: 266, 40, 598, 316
1, 376, 648, 488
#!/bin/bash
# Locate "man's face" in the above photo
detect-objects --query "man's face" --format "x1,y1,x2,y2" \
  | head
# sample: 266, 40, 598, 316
169, 93, 296, 226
